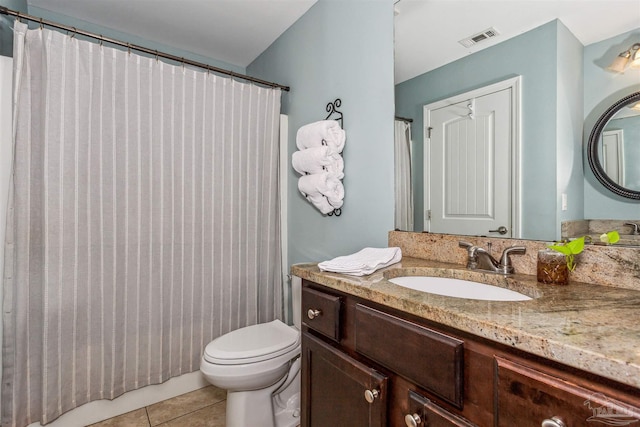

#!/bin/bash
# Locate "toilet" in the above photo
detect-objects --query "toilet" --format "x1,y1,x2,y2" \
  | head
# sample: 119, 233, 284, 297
200, 277, 302, 427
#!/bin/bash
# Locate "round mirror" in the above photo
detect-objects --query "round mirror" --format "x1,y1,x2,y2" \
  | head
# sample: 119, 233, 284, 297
587, 91, 640, 200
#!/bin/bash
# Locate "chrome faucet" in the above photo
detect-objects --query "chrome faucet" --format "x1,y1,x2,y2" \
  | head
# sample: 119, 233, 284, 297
624, 222, 640, 235
459, 241, 526, 275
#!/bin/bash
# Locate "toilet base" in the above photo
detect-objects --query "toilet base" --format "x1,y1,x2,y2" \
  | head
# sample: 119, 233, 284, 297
273, 361, 301, 427
224, 363, 300, 427
274, 391, 300, 427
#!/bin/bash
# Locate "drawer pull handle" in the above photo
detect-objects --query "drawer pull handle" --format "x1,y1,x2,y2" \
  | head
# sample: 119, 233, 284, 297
404, 413, 422, 427
307, 308, 322, 320
541, 417, 566, 427
364, 389, 380, 403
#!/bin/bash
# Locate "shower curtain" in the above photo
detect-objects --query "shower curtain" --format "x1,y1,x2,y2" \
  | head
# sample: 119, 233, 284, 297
3, 22, 282, 427
394, 119, 413, 231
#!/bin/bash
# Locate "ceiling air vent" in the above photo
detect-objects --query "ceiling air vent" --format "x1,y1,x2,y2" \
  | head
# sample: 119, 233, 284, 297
458, 27, 500, 48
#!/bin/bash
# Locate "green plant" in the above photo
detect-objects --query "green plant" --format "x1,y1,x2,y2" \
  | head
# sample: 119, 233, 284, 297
549, 231, 619, 272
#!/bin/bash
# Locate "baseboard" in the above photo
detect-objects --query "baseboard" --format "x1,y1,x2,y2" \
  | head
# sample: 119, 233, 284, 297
28, 371, 210, 427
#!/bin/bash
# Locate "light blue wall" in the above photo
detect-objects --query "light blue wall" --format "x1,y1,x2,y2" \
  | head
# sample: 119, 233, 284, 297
584, 28, 640, 218
396, 20, 562, 240
0, 0, 27, 56
555, 22, 585, 236
248, 0, 395, 265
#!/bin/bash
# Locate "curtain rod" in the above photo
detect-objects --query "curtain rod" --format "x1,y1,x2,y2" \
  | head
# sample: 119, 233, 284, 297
395, 115, 413, 123
0, 6, 290, 92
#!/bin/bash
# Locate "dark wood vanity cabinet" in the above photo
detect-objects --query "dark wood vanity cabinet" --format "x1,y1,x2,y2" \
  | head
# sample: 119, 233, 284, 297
301, 281, 475, 427
495, 356, 640, 427
301, 280, 640, 427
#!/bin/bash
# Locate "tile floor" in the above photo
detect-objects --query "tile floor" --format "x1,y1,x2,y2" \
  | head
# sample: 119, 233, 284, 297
87, 385, 227, 427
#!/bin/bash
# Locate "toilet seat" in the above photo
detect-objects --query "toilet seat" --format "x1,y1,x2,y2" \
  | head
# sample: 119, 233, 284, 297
203, 319, 300, 365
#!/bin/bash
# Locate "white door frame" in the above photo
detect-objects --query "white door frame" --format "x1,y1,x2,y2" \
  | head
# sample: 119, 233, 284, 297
423, 76, 521, 238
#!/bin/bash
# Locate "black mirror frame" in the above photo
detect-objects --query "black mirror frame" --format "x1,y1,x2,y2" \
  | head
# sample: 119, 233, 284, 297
587, 91, 640, 200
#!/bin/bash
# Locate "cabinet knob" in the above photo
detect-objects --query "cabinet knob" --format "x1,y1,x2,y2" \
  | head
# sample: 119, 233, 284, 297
541, 416, 566, 427
404, 413, 422, 427
307, 308, 322, 320
364, 389, 380, 403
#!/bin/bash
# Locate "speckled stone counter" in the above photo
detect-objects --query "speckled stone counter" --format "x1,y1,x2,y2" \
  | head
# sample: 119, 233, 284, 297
291, 257, 640, 389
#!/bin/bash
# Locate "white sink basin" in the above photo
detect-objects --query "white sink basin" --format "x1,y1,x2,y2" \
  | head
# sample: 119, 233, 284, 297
388, 276, 532, 301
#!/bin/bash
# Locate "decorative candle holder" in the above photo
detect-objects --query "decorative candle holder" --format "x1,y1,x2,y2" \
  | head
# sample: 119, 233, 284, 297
537, 249, 569, 285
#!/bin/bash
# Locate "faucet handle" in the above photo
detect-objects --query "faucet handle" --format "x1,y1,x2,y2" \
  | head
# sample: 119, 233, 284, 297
499, 246, 526, 274
624, 223, 640, 235
458, 241, 478, 269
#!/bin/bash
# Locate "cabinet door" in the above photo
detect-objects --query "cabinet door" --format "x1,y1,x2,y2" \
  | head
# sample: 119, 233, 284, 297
496, 356, 640, 427
302, 332, 388, 427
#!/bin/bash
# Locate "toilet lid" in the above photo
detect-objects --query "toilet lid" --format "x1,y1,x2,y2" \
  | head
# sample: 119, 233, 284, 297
203, 319, 300, 365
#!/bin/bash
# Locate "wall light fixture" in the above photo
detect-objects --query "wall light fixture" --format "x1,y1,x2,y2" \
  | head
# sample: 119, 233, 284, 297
607, 43, 640, 73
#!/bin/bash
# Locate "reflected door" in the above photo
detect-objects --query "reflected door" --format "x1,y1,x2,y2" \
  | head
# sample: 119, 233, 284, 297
601, 129, 625, 186
426, 87, 512, 236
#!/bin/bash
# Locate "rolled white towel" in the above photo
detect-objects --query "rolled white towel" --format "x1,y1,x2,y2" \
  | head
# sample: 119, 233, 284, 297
292, 146, 336, 175
298, 172, 344, 208
304, 192, 335, 215
325, 180, 344, 208
325, 154, 344, 180
318, 247, 402, 276
296, 120, 346, 153
292, 148, 344, 179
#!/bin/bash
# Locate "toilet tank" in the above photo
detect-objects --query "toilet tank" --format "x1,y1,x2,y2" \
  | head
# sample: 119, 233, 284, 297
291, 275, 302, 330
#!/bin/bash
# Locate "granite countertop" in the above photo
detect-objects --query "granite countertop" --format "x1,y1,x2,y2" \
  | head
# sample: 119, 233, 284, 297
291, 256, 640, 389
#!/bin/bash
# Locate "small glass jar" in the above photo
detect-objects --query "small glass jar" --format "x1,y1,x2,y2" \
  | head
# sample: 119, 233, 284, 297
537, 249, 569, 285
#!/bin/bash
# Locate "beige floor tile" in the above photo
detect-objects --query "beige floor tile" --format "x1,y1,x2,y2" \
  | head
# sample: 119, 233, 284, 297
156, 400, 226, 427
86, 408, 150, 427
147, 386, 226, 426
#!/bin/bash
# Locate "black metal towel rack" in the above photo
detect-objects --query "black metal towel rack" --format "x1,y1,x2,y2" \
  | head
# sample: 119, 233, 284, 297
324, 98, 343, 217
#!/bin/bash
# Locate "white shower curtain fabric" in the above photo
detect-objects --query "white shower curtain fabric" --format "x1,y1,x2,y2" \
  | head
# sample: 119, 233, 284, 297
3, 22, 282, 427
394, 120, 413, 231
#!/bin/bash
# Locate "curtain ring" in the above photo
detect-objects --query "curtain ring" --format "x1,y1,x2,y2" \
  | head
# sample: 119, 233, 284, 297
127, 43, 131, 55
68, 27, 76, 39
39, 18, 43, 29
155, 50, 159, 63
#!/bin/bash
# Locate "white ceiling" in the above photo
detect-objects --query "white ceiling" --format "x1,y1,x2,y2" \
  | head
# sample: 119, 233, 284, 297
395, 0, 640, 83
26, 0, 318, 68
25, 0, 640, 83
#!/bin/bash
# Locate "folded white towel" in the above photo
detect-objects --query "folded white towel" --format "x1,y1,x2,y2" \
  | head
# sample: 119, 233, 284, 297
296, 120, 346, 153
298, 172, 344, 209
292, 146, 344, 178
318, 247, 402, 276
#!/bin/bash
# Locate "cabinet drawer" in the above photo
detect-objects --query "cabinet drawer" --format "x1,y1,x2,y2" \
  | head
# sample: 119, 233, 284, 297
302, 286, 342, 341
354, 304, 464, 408
496, 356, 640, 427
407, 390, 476, 427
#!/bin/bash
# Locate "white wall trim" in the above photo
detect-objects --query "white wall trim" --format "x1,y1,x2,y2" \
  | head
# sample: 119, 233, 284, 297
279, 114, 290, 324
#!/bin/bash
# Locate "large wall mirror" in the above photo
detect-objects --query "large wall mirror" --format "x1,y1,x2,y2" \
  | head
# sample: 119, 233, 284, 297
588, 91, 640, 200
394, 1, 640, 241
